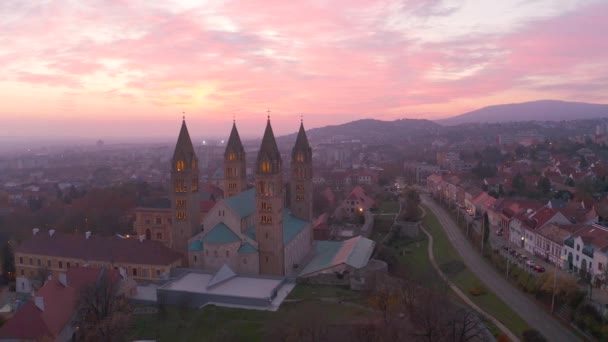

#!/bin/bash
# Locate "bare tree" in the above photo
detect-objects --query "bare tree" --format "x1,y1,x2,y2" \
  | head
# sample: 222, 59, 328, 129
266, 301, 329, 342
445, 308, 486, 342
73, 270, 132, 342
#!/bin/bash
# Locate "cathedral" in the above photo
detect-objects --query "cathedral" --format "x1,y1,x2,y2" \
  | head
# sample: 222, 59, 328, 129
170, 116, 313, 276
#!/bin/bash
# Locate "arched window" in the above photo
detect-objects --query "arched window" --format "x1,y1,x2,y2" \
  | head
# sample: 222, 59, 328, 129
176, 160, 185, 171
191, 159, 197, 169
261, 161, 270, 173
297, 152, 304, 162
229, 153, 236, 161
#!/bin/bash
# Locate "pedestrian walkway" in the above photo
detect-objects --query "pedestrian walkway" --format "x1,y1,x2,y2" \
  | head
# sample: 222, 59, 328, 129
422, 195, 580, 342
418, 211, 520, 342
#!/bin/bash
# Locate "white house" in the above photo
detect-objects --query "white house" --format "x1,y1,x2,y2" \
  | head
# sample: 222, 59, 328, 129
563, 224, 608, 281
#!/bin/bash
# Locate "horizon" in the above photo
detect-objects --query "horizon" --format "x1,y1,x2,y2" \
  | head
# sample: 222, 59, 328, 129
1, 1, 607, 138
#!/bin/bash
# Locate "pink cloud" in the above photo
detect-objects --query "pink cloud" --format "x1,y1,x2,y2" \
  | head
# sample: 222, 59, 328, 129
0, 0, 607, 137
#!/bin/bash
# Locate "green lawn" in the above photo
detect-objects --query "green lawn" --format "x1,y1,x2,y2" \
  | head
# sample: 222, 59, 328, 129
422, 205, 529, 338
287, 284, 361, 300
378, 199, 400, 213
129, 300, 373, 341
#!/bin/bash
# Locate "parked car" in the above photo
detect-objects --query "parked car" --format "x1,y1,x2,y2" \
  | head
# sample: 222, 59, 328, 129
534, 265, 545, 273
526, 260, 535, 268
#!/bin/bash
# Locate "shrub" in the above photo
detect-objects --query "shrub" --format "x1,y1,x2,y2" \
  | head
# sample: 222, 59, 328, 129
469, 285, 487, 297
496, 334, 510, 342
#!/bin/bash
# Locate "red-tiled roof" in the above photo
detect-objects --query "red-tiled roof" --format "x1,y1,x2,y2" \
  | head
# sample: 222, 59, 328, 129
572, 224, 608, 251
200, 199, 216, 213
0, 268, 119, 341
0, 301, 54, 340
15, 233, 182, 266
529, 207, 560, 229
536, 223, 586, 245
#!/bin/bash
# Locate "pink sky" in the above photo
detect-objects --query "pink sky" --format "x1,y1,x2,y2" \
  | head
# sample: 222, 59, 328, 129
1, 0, 607, 139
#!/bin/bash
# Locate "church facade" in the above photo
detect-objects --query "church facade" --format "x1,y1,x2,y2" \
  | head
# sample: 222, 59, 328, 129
183, 118, 313, 276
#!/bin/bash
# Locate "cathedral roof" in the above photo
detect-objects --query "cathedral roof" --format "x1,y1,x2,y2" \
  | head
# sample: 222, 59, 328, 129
242, 210, 309, 244
189, 240, 203, 251
204, 223, 240, 244
291, 121, 312, 162
224, 188, 255, 218
238, 243, 257, 254
225, 122, 245, 156
172, 119, 197, 162
293, 122, 311, 150
257, 118, 281, 164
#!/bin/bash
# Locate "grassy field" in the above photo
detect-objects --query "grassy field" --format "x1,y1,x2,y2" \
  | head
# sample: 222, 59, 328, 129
129, 300, 374, 341
421, 205, 529, 337
287, 284, 361, 300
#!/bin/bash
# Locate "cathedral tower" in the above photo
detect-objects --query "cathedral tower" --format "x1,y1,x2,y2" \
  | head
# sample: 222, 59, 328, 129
255, 117, 285, 275
223, 121, 247, 198
290, 120, 313, 222
170, 118, 200, 256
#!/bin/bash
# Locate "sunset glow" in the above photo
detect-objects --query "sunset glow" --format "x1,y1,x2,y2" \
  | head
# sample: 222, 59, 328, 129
1, 0, 607, 138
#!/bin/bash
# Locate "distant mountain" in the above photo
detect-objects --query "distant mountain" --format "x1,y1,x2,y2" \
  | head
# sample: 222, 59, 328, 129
276, 118, 441, 145
437, 100, 608, 125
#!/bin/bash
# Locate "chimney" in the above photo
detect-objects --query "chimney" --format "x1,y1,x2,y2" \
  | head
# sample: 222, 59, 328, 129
139, 235, 145, 242
85, 231, 91, 239
49, 229, 55, 237
34, 296, 44, 312
33, 228, 39, 236
58, 273, 68, 287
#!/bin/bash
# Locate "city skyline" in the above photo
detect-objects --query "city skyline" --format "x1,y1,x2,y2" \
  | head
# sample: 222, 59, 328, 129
1, 0, 607, 137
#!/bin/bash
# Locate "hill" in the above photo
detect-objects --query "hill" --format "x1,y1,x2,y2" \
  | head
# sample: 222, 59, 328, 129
276, 118, 441, 145
437, 100, 608, 125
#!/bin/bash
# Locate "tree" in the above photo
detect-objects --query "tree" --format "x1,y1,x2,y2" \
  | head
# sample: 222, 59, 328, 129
0, 242, 15, 283
565, 177, 575, 187
73, 270, 132, 342
446, 308, 485, 342
400, 189, 421, 221
512, 173, 526, 194
537, 177, 551, 195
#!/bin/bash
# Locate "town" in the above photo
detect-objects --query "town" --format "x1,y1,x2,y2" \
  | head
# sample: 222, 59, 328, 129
0, 113, 607, 341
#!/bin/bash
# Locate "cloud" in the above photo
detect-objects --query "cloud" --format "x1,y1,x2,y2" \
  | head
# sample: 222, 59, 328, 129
0, 0, 607, 137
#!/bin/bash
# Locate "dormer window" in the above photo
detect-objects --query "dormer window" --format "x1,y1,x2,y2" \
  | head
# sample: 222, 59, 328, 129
176, 160, 185, 171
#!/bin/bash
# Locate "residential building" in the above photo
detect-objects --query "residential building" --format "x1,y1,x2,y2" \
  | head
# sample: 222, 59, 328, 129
563, 224, 608, 281
15, 231, 182, 292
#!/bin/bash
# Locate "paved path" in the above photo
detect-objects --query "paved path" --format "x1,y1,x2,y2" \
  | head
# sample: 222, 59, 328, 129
421, 195, 579, 342
418, 207, 519, 341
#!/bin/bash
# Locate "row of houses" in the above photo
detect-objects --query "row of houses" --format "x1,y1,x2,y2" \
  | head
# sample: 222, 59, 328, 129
428, 173, 608, 282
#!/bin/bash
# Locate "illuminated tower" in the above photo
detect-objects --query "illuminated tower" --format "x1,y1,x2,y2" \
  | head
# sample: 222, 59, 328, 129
223, 121, 247, 198
170, 117, 200, 256
290, 119, 313, 222
255, 117, 285, 275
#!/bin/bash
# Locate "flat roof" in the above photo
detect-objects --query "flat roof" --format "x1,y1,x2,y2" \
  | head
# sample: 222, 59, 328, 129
165, 273, 282, 299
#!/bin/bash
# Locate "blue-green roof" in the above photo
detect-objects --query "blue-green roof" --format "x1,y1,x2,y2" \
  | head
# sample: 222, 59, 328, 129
244, 225, 256, 240
204, 223, 240, 244
283, 211, 308, 244
241, 211, 308, 244
299, 236, 375, 276
224, 188, 255, 218
188, 240, 203, 251
238, 243, 257, 254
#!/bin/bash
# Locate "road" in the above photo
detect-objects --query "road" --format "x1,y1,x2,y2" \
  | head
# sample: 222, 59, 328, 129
421, 195, 579, 342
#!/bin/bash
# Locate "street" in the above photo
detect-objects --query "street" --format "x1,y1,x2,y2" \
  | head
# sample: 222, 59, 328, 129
422, 194, 580, 342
